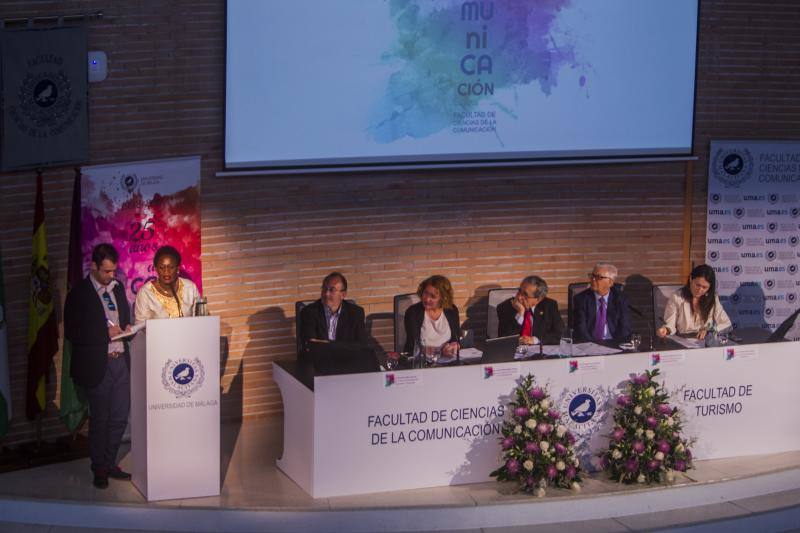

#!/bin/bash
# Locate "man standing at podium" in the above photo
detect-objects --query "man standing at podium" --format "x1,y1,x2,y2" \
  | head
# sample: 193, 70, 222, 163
64, 243, 133, 489
299, 272, 367, 354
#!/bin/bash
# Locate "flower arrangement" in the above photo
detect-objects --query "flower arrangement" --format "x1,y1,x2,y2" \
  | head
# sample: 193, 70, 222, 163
601, 368, 693, 484
490, 374, 582, 497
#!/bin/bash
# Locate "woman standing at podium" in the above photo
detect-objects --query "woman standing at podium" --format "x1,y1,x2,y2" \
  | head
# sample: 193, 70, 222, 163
134, 245, 200, 323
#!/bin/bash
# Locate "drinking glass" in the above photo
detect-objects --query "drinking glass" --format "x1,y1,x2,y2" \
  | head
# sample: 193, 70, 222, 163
425, 345, 442, 367
630, 333, 642, 351
717, 332, 729, 346
385, 351, 400, 370
559, 328, 574, 358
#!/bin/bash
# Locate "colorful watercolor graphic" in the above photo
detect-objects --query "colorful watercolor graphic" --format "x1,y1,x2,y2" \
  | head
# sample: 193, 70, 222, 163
369, 0, 580, 143
81, 157, 202, 310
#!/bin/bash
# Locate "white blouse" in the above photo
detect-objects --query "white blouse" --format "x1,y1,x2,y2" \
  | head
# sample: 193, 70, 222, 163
662, 290, 732, 336
134, 278, 200, 324
420, 311, 452, 349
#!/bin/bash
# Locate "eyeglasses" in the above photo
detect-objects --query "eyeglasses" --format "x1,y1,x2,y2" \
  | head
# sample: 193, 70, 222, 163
323, 286, 344, 294
588, 273, 613, 282
102, 291, 116, 311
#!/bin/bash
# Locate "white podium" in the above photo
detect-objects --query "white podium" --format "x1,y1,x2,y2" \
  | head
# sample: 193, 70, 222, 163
130, 316, 220, 501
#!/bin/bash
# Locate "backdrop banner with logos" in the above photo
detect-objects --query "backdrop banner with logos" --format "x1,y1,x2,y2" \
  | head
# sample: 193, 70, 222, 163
80, 156, 202, 309
706, 140, 800, 340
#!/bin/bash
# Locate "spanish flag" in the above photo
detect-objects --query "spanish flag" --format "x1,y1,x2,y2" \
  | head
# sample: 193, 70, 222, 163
26, 172, 59, 420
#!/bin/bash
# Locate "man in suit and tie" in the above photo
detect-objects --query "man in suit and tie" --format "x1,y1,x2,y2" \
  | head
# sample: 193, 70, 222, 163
496, 276, 564, 345
64, 243, 133, 489
573, 263, 631, 344
299, 272, 367, 359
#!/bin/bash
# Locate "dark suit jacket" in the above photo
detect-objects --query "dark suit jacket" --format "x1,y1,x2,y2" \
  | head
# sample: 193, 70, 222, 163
299, 299, 367, 349
496, 297, 564, 344
572, 286, 631, 343
403, 302, 460, 354
64, 276, 132, 388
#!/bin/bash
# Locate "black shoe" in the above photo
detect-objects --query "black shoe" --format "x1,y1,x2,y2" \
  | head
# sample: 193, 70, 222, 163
93, 474, 109, 489
108, 466, 132, 481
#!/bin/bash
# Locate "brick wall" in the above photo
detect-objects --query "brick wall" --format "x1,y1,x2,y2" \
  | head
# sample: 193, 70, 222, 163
0, 0, 798, 445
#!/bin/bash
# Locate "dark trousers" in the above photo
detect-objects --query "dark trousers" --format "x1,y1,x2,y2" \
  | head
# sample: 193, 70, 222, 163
86, 356, 130, 473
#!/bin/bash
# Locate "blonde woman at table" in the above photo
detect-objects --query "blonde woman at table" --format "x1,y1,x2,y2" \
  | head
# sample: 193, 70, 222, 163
403, 275, 460, 359
656, 264, 731, 340
134, 245, 200, 324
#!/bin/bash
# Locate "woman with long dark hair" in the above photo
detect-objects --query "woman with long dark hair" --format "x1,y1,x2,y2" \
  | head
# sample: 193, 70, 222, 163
656, 264, 731, 339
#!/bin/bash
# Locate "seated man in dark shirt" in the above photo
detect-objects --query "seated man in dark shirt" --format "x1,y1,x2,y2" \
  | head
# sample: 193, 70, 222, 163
299, 272, 367, 358
496, 276, 563, 345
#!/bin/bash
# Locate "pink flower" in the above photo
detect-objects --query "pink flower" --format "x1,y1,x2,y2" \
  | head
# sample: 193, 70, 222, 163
566, 431, 576, 445
537, 422, 549, 435
617, 394, 631, 406
632, 441, 645, 454
646, 416, 658, 428
625, 459, 639, 473
554, 443, 567, 456
548, 409, 560, 421
657, 440, 671, 454
647, 459, 661, 471
633, 373, 649, 385
566, 465, 577, 480
529, 387, 545, 400
546, 465, 557, 479
514, 406, 529, 418
526, 476, 535, 487
675, 459, 687, 472
501, 436, 514, 450
612, 427, 625, 442
525, 441, 540, 454
506, 459, 520, 474
658, 404, 673, 415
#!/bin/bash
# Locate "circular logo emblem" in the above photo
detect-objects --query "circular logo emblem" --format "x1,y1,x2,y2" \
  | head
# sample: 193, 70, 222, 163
787, 293, 797, 304
713, 148, 753, 188
162, 358, 205, 398
768, 193, 779, 205
791, 207, 800, 219
733, 207, 745, 219
708, 222, 721, 233
731, 293, 741, 305
789, 264, 799, 276
19, 71, 72, 128
767, 222, 778, 233
568, 393, 597, 424
790, 236, 799, 247
766, 250, 777, 262
764, 279, 776, 290
709, 193, 722, 204
732, 265, 743, 277
732, 235, 744, 248
765, 307, 774, 318
708, 250, 719, 262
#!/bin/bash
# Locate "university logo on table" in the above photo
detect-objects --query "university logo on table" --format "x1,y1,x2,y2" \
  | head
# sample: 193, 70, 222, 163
711, 147, 753, 188
161, 358, 205, 398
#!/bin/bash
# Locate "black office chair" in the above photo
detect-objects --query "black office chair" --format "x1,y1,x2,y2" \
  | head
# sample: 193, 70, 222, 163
393, 293, 420, 353
295, 298, 356, 356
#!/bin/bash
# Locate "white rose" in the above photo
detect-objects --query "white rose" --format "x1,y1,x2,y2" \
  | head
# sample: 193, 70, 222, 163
540, 441, 550, 452
514, 425, 522, 434
556, 461, 566, 471
655, 451, 664, 461
645, 430, 655, 440
634, 406, 643, 415
676, 443, 685, 453
571, 482, 581, 492
573, 457, 580, 467
540, 399, 550, 409
556, 425, 567, 437
612, 449, 622, 459
523, 460, 534, 471
666, 417, 675, 427
535, 487, 546, 498
637, 474, 646, 483
635, 428, 644, 437
538, 478, 547, 489
646, 387, 655, 397
665, 470, 675, 483
525, 419, 537, 429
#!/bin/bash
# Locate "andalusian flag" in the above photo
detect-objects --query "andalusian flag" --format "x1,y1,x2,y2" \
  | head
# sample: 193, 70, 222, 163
0, 247, 11, 437
26, 172, 59, 420
59, 168, 88, 432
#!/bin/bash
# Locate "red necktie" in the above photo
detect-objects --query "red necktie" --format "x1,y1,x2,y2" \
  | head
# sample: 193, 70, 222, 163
521, 309, 533, 337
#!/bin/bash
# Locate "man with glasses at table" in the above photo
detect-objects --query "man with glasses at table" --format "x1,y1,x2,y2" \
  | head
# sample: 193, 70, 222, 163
64, 243, 133, 489
299, 272, 367, 353
496, 275, 564, 345
573, 263, 631, 344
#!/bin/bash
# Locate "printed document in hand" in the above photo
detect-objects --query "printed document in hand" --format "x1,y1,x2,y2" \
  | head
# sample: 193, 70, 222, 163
111, 322, 146, 341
